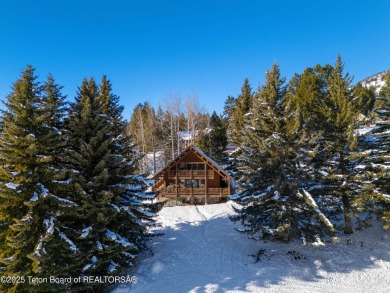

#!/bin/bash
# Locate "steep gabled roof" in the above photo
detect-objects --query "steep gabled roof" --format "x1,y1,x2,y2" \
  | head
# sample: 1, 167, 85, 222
152, 145, 229, 179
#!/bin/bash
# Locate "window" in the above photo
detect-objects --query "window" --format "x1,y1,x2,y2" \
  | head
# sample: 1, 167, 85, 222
186, 179, 198, 188
179, 179, 185, 187
198, 164, 205, 170
185, 164, 198, 170
199, 179, 205, 188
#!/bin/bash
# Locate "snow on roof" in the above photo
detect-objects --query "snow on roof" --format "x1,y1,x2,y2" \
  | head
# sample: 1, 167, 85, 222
191, 145, 230, 177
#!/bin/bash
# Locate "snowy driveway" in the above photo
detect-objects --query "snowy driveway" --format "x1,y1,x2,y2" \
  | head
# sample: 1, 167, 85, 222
113, 203, 390, 293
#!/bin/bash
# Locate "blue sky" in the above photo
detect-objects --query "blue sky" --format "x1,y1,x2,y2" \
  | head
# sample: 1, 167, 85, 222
0, 0, 389, 119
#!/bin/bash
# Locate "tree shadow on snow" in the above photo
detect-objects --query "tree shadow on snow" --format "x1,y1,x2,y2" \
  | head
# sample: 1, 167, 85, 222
113, 216, 390, 293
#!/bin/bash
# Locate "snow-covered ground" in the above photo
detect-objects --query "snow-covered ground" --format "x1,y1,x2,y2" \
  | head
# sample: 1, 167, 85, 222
360, 71, 386, 94
113, 203, 390, 293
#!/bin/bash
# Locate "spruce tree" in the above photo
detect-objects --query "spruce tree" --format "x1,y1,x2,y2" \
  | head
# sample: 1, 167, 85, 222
0, 66, 69, 292
353, 83, 376, 120
314, 56, 360, 234
286, 65, 338, 209
228, 78, 253, 145
195, 128, 210, 155
208, 111, 228, 164
286, 66, 328, 134
356, 70, 390, 229
222, 95, 236, 122
284, 59, 383, 234
56, 76, 162, 292
375, 70, 390, 227
230, 64, 335, 243
195, 111, 227, 164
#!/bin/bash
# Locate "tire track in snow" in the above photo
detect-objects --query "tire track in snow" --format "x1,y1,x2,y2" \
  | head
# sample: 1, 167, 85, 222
196, 204, 256, 283
112, 203, 390, 293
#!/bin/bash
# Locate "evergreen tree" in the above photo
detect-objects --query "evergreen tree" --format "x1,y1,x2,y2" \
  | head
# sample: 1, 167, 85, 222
286, 65, 336, 199
228, 78, 253, 145
353, 83, 376, 119
314, 56, 360, 234
222, 95, 236, 122
287, 66, 328, 134
195, 111, 227, 164
208, 111, 228, 164
355, 70, 390, 229
375, 70, 390, 227
56, 76, 162, 292
230, 64, 335, 243
376, 70, 390, 195
195, 127, 210, 156
274, 58, 384, 234
0, 66, 69, 292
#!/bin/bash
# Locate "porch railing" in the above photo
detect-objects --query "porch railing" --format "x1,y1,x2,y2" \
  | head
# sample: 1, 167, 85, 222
161, 187, 229, 196
168, 170, 214, 178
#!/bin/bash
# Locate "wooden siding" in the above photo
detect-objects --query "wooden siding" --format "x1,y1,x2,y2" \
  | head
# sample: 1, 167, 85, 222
160, 187, 229, 196
168, 169, 214, 179
177, 153, 203, 162
152, 145, 231, 204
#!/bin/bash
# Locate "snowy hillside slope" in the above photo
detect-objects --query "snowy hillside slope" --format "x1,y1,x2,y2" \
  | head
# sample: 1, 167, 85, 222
112, 203, 390, 293
357, 71, 387, 93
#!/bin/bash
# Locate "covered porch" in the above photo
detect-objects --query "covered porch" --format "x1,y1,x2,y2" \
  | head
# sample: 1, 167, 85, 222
158, 187, 230, 204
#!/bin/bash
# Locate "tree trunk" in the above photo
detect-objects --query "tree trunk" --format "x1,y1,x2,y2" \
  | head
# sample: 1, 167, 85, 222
170, 115, 175, 160
152, 137, 156, 175
339, 149, 353, 234
342, 193, 353, 234
176, 119, 180, 156
137, 107, 147, 173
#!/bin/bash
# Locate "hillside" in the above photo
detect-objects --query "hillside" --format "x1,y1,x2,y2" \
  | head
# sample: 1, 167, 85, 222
112, 203, 390, 293
357, 71, 387, 93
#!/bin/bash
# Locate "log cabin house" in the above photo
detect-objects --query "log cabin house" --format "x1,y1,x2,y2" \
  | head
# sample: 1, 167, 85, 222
152, 145, 232, 204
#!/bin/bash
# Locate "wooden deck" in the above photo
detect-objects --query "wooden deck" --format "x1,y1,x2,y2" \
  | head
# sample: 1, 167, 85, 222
168, 170, 215, 179
158, 187, 229, 204
160, 187, 229, 196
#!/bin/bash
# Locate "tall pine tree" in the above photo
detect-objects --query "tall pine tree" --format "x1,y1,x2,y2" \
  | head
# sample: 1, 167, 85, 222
374, 70, 390, 228
314, 56, 360, 234
55, 76, 162, 292
355, 70, 390, 229
0, 66, 69, 292
228, 78, 253, 145
222, 95, 236, 122
230, 64, 335, 243
196, 111, 227, 164
208, 111, 228, 164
